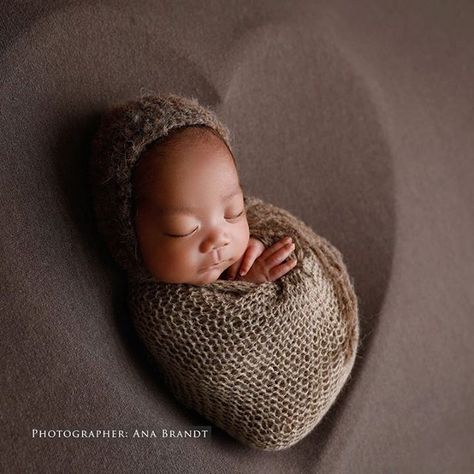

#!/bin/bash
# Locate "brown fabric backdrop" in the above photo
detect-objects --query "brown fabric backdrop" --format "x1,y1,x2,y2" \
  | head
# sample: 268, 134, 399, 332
1, 0, 473, 472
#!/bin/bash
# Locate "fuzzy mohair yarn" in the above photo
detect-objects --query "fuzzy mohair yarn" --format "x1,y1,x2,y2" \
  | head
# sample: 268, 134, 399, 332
89, 93, 360, 450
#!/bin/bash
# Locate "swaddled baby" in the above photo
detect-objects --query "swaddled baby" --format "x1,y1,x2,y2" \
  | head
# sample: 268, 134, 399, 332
90, 93, 359, 451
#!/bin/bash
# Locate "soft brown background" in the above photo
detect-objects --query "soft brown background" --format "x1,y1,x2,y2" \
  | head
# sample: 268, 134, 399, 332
1, 1, 473, 472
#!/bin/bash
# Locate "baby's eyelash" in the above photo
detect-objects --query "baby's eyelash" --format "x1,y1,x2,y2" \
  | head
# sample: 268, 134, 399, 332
226, 209, 245, 219
166, 227, 198, 238
165, 209, 245, 238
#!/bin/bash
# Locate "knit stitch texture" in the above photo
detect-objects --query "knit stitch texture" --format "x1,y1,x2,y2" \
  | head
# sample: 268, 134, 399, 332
128, 195, 359, 450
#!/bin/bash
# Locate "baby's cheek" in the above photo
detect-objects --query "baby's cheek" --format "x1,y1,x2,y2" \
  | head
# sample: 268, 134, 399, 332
238, 220, 251, 254
160, 241, 196, 271
159, 241, 181, 262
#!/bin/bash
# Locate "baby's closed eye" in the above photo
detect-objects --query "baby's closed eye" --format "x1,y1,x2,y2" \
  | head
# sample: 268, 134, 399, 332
164, 208, 246, 238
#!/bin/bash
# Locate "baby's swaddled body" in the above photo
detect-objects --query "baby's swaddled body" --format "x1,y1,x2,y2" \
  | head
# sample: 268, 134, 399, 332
128, 194, 359, 450
90, 93, 359, 450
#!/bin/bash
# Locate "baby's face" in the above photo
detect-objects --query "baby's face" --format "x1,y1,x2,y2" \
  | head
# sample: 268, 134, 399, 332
133, 128, 250, 285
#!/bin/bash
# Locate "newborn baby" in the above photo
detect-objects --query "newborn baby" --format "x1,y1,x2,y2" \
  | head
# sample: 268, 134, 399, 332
132, 125, 297, 286
90, 92, 359, 451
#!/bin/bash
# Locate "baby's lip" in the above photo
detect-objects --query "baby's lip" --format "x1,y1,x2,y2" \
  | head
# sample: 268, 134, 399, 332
203, 259, 229, 270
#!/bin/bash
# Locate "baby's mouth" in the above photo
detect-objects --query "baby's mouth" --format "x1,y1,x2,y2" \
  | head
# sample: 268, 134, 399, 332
203, 259, 229, 270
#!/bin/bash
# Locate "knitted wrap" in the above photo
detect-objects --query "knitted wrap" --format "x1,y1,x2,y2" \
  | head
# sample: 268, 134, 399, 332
89, 93, 359, 451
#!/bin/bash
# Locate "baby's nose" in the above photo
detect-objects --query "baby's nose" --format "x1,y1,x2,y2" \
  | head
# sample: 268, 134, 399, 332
204, 232, 230, 253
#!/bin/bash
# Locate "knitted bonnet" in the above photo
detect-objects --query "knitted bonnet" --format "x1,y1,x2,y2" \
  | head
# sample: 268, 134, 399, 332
89, 92, 233, 280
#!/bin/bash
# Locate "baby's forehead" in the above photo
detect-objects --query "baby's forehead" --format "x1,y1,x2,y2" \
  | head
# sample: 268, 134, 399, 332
142, 144, 234, 179
133, 132, 239, 203
155, 126, 228, 155
141, 128, 234, 172
152, 184, 244, 216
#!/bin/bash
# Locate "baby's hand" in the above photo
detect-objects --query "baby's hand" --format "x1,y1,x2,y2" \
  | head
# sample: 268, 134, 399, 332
226, 237, 265, 280
227, 236, 297, 283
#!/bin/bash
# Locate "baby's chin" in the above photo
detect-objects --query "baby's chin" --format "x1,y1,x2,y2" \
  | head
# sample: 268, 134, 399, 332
158, 266, 228, 285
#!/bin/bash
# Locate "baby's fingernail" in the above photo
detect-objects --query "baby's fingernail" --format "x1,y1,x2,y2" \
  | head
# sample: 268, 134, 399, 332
239, 269, 246, 276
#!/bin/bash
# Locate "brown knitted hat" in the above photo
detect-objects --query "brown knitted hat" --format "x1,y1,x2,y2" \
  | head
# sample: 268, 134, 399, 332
89, 93, 233, 280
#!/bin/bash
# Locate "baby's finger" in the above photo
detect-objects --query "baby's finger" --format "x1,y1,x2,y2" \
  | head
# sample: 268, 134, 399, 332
269, 258, 298, 282
260, 236, 293, 260
238, 246, 261, 276
226, 260, 242, 280
263, 241, 295, 266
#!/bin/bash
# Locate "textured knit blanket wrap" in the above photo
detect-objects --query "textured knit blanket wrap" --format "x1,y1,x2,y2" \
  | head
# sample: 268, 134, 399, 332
127, 194, 359, 451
